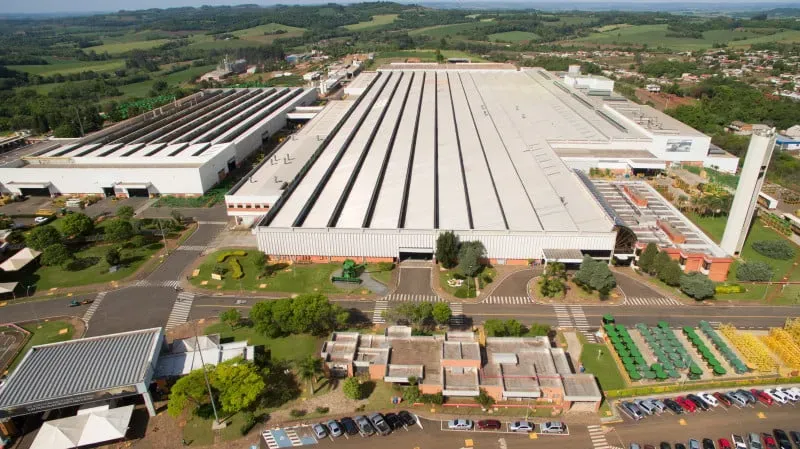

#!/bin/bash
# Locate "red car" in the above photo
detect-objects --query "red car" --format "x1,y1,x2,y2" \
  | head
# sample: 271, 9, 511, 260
676, 396, 697, 413
752, 389, 773, 406
713, 392, 732, 407
477, 420, 502, 430
719, 438, 732, 449
762, 433, 778, 449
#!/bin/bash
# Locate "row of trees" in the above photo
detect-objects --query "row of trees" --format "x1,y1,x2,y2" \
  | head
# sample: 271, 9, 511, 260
248, 294, 349, 338
383, 302, 453, 329
637, 243, 715, 300
436, 231, 486, 278
484, 319, 550, 337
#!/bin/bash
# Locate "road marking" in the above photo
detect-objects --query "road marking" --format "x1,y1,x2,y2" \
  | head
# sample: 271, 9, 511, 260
372, 300, 388, 324
587, 425, 608, 449
384, 294, 444, 302
481, 296, 532, 304
450, 303, 465, 326
679, 419, 687, 426
529, 433, 538, 440
166, 292, 194, 329
82, 291, 106, 322
464, 439, 473, 447
570, 305, 597, 343
757, 412, 766, 419
554, 305, 572, 328
624, 296, 683, 306
176, 245, 207, 251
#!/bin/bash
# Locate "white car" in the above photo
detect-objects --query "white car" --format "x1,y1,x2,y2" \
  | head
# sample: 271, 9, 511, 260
34, 216, 49, 224
509, 421, 534, 432
775, 387, 800, 401
697, 392, 719, 408
764, 388, 788, 404
447, 419, 473, 430
732, 434, 748, 449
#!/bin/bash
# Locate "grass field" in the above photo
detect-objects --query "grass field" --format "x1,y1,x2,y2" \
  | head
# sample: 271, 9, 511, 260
86, 39, 170, 55
542, 16, 597, 27
572, 24, 767, 50
9, 59, 125, 76
580, 342, 627, 390
488, 31, 540, 42
374, 49, 485, 66
204, 322, 320, 362
727, 29, 800, 47
8, 321, 74, 372
190, 251, 369, 295
408, 21, 494, 39
115, 64, 215, 98
344, 14, 398, 31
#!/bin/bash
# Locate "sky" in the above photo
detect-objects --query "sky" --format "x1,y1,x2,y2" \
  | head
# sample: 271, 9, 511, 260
0, 0, 797, 15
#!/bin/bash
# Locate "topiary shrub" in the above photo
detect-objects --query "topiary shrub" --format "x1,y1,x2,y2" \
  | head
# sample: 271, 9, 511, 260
289, 409, 306, 418
229, 258, 244, 279
752, 240, 795, 260
736, 261, 774, 282
715, 283, 744, 294
217, 250, 248, 263
315, 406, 329, 414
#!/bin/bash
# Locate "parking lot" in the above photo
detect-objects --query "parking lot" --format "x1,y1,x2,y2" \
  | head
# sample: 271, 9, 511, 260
438, 419, 569, 436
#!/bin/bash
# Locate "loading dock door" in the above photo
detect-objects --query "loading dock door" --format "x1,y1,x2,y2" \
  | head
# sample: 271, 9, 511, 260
19, 187, 51, 197
398, 247, 433, 261
126, 188, 150, 198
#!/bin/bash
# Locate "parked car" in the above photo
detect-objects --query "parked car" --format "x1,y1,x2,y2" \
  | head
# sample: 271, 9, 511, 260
765, 389, 789, 405
714, 392, 732, 407
398, 411, 416, 427
368, 413, 392, 436
652, 399, 667, 413
687, 394, 710, 411
477, 420, 502, 430
326, 420, 343, 438
540, 421, 566, 434
737, 389, 757, 404
697, 392, 719, 408
661, 442, 673, 449
676, 396, 697, 413
448, 419, 473, 431
621, 401, 644, 420
773, 429, 792, 449
676, 443, 687, 449
752, 389, 774, 406
664, 399, 684, 415
354, 415, 375, 436
718, 438, 732, 449
34, 216, 50, 224
762, 433, 778, 449
689, 439, 701, 449
749, 433, 763, 449
645, 445, 656, 449
727, 392, 748, 408
732, 435, 747, 449
384, 413, 403, 430
775, 387, 800, 401
790, 432, 800, 449
637, 399, 658, 415
340, 417, 359, 436
630, 444, 641, 449
312, 423, 328, 440
509, 421, 534, 433
703, 438, 716, 449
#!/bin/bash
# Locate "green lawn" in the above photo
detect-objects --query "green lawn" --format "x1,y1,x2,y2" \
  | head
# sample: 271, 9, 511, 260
728, 29, 800, 47
572, 24, 767, 50
374, 49, 485, 66
1, 241, 163, 291
7, 321, 75, 372
344, 14, 399, 31
114, 64, 215, 99
232, 23, 306, 42
9, 59, 126, 76
365, 263, 394, 286
86, 39, 170, 55
580, 342, 627, 391
408, 21, 494, 39
686, 212, 726, 243
439, 266, 496, 298
190, 250, 368, 295
489, 31, 541, 42
204, 322, 320, 362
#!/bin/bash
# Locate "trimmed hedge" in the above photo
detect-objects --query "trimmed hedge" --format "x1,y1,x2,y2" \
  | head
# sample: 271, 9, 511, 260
606, 376, 800, 399
752, 240, 795, 260
715, 283, 744, 294
217, 250, 248, 263
229, 258, 244, 279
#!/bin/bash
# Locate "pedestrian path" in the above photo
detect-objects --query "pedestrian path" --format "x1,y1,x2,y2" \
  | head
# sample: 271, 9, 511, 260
384, 294, 444, 302
372, 300, 389, 324
166, 292, 194, 330
133, 279, 181, 288
554, 304, 572, 328
624, 296, 683, 306
587, 425, 611, 449
176, 245, 206, 251
570, 305, 597, 343
450, 303, 465, 326
83, 291, 106, 322
480, 296, 532, 304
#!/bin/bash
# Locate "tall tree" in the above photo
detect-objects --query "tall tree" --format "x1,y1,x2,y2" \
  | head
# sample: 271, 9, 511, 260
637, 243, 659, 273
458, 240, 486, 278
295, 356, 323, 395
41, 243, 72, 266
680, 273, 716, 300
26, 225, 61, 251
432, 302, 452, 326
167, 368, 211, 417
116, 205, 135, 220
212, 358, 265, 414
104, 219, 134, 242
436, 231, 459, 269
220, 309, 242, 330
61, 213, 94, 238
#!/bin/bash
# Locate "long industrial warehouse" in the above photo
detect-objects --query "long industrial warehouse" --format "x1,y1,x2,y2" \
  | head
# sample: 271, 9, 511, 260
0, 87, 316, 197
249, 67, 632, 263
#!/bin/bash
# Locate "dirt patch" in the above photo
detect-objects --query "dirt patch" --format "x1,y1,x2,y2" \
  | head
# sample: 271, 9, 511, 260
635, 89, 697, 111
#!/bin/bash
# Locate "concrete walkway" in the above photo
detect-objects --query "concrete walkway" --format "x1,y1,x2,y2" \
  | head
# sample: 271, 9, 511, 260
564, 331, 585, 372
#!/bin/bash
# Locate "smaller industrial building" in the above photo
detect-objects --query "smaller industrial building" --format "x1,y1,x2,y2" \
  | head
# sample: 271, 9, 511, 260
321, 326, 601, 411
0, 87, 316, 198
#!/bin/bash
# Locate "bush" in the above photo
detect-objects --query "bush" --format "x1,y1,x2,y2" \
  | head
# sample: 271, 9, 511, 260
41, 243, 72, 266
239, 412, 256, 436
229, 258, 244, 279
26, 225, 62, 251
130, 235, 148, 247
212, 264, 227, 276
481, 274, 493, 284
736, 261, 774, 282
403, 385, 421, 403
315, 406, 329, 414
217, 250, 248, 263
752, 240, 795, 260
343, 377, 365, 400
715, 283, 744, 294
680, 272, 716, 300
289, 409, 306, 418
421, 392, 444, 405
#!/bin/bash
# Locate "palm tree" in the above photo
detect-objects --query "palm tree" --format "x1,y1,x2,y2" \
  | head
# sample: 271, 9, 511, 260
296, 356, 323, 395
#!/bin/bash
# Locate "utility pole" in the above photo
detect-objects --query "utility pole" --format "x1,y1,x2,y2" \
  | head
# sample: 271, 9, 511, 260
157, 219, 170, 256
194, 326, 220, 426
73, 106, 85, 137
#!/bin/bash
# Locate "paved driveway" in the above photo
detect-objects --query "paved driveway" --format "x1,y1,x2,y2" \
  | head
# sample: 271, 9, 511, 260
0, 196, 52, 216
394, 267, 434, 296
75, 197, 150, 218
84, 286, 176, 337
489, 268, 539, 297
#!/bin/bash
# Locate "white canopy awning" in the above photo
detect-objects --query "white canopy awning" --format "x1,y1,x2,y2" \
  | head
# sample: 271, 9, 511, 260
0, 247, 41, 271
30, 405, 134, 449
0, 282, 18, 294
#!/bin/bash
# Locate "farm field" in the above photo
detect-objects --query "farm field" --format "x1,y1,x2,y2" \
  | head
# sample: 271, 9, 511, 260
9, 59, 126, 76
86, 39, 170, 55
571, 24, 769, 50
408, 21, 494, 39
344, 14, 398, 30
373, 49, 486, 66
727, 29, 800, 47
115, 64, 215, 98
489, 31, 541, 42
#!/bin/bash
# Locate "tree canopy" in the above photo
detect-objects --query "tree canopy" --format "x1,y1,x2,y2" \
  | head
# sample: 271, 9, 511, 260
436, 231, 459, 269
61, 213, 94, 238
249, 294, 347, 338
680, 272, 716, 300
458, 241, 486, 278
26, 225, 61, 251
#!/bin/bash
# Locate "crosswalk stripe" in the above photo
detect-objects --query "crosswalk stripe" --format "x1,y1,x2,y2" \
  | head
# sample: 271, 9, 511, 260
372, 300, 389, 324
480, 296, 532, 304
166, 292, 194, 329
82, 291, 106, 322
624, 296, 683, 306
450, 303, 465, 326
384, 294, 443, 302
176, 245, 206, 251
133, 279, 182, 288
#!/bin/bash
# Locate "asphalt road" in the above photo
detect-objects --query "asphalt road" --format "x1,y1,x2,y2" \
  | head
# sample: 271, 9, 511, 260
301, 405, 800, 449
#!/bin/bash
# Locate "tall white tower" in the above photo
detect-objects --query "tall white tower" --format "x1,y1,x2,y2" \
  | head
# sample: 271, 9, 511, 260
720, 128, 777, 256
